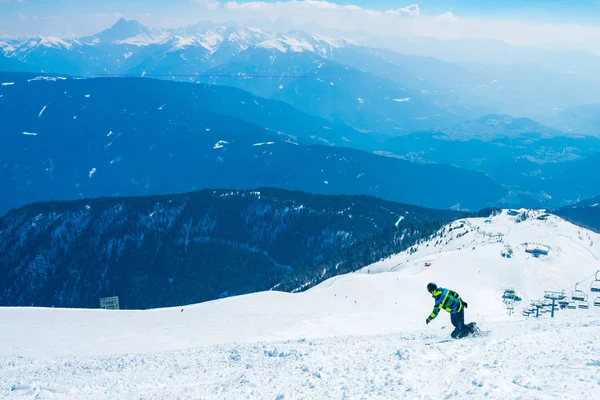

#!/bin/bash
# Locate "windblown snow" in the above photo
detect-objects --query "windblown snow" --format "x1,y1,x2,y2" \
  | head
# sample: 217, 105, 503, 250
1, 210, 599, 399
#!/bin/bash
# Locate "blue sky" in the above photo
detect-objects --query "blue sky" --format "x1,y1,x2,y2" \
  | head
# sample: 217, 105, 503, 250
5, 0, 600, 21
1, 0, 599, 44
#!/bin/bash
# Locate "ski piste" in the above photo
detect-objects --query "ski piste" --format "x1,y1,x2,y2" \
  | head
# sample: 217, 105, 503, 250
1, 210, 599, 398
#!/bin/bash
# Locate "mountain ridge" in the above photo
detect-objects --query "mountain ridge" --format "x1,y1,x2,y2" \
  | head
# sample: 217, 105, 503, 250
0, 187, 467, 309
0, 71, 508, 214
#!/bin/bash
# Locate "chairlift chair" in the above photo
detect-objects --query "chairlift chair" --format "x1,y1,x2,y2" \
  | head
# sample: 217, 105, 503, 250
591, 271, 600, 293
514, 294, 522, 302
594, 297, 600, 307
567, 301, 577, 309
558, 300, 569, 309
579, 301, 589, 310
503, 289, 517, 302
542, 299, 553, 307
571, 284, 586, 302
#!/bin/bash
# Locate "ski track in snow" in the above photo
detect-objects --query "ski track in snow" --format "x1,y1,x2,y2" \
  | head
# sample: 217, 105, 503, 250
1, 317, 598, 399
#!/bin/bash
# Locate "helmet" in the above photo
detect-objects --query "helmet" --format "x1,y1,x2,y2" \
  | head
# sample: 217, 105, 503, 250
427, 282, 437, 293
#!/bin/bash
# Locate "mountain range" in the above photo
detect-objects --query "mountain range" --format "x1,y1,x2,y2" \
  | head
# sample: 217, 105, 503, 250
0, 72, 508, 215
6, 18, 600, 135
1, 19, 481, 134
379, 121, 600, 207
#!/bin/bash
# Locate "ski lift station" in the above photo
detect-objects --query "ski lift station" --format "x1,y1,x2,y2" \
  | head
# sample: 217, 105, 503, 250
525, 244, 550, 257
537, 213, 550, 221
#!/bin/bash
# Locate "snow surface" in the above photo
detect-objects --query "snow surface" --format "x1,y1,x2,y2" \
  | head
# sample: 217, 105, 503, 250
213, 140, 228, 149
115, 33, 170, 46
39, 37, 79, 49
170, 31, 224, 53
253, 142, 275, 147
1, 210, 599, 398
1, 82, 15, 86
0, 41, 15, 53
256, 36, 317, 53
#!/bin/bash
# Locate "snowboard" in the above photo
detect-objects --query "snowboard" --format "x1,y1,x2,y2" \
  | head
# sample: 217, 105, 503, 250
425, 323, 489, 345
468, 322, 490, 338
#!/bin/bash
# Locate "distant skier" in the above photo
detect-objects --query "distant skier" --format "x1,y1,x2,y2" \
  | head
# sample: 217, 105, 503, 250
425, 282, 475, 339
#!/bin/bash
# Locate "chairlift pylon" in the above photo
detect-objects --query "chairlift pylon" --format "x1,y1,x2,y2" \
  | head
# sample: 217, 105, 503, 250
591, 271, 600, 293
571, 283, 586, 302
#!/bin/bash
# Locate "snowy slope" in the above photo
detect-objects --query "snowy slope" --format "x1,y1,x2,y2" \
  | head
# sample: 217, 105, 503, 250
361, 209, 600, 311
1, 210, 599, 398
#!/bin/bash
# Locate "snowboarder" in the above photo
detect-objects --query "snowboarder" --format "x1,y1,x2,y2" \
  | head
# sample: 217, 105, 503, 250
426, 282, 475, 339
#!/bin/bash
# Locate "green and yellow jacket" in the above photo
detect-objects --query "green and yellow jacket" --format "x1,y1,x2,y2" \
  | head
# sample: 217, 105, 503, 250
427, 288, 464, 323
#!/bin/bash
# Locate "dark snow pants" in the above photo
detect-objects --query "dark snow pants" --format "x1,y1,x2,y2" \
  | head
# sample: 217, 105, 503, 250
450, 309, 472, 339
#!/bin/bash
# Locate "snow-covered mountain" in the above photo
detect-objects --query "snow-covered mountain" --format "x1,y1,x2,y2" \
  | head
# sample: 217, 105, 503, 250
0, 19, 483, 133
84, 18, 166, 45
3, 19, 355, 75
1, 209, 598, 398
0, 40, 15, 55
362, 209, 600, 309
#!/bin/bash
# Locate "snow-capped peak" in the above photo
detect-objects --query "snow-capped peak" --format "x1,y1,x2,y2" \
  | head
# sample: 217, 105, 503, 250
26, 37, 80, 50
0, 41, 15, 54
255, 32, 351, 56
90, 18, 161, 45
115, 32, 170, 47
166, 26, 273, 54
169, 30, 224, 52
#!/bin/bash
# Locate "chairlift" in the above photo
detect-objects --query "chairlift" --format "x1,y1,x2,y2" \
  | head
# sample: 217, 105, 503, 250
579, 301, 589, 310
542, 299, 552, 307
503, 289, 516, 300
594, 297, 600, 307
558, 300, 569, 309
591, 271, 600, 293
514, 294, 522, 302
567, 301, 577, 309
571, 284, 586, 302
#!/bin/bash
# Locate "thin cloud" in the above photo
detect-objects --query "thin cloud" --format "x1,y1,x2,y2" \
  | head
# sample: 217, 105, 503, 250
192, 0, 220, 10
